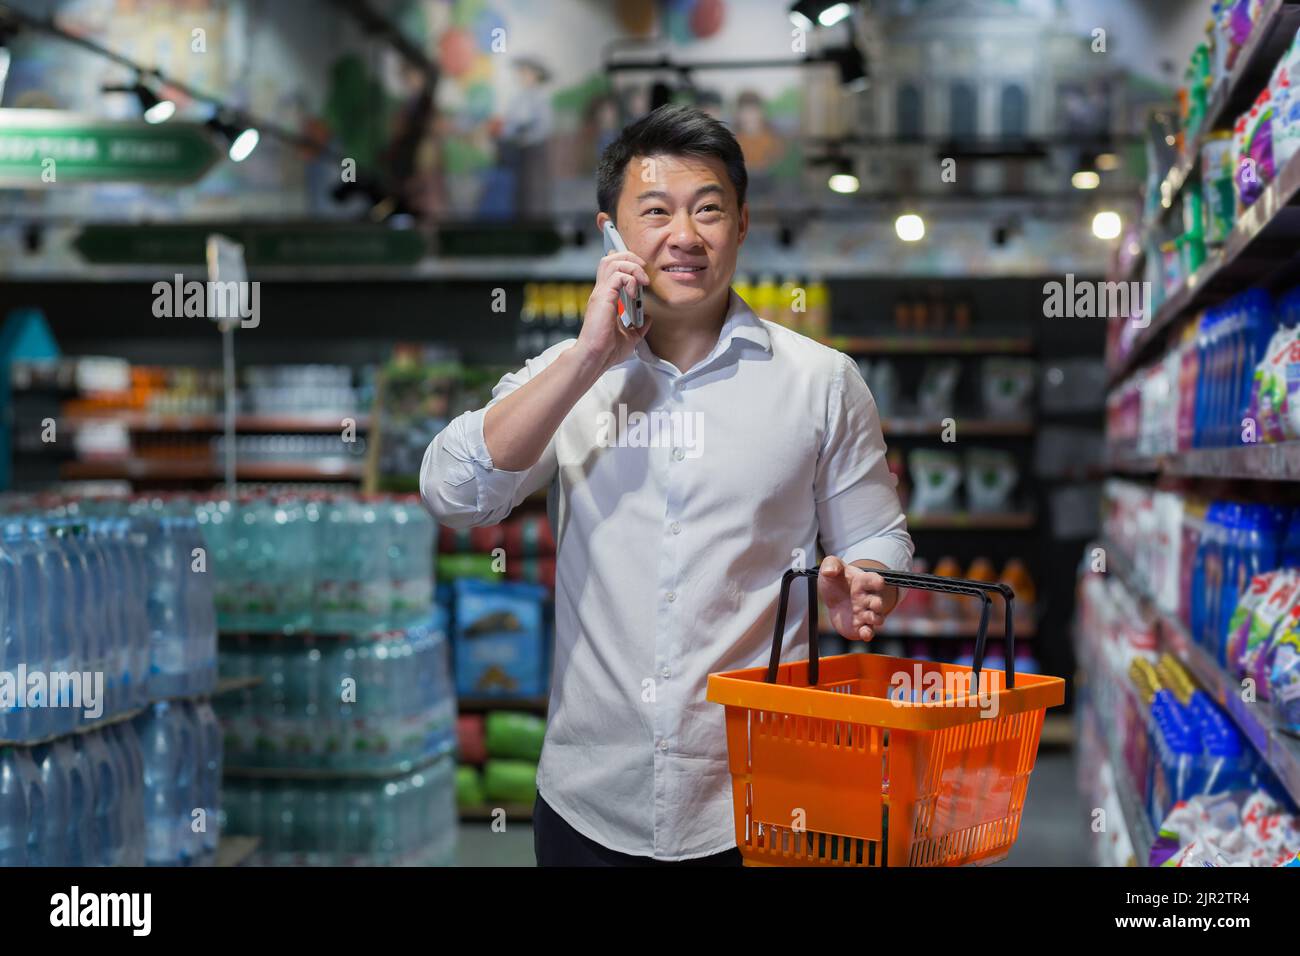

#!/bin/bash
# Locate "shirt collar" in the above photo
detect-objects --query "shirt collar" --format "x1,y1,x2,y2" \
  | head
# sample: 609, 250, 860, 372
633, 289, 772, 374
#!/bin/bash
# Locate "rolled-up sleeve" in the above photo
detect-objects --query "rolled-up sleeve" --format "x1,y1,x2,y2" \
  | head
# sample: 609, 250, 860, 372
419, 344, 565, 529
814, 352, 913, 572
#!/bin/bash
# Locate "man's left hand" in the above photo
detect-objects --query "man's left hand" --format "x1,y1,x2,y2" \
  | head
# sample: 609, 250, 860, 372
817, 555, 899, 642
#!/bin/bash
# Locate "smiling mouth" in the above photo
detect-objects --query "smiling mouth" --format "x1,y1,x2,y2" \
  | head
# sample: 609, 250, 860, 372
662, 265, 706, 273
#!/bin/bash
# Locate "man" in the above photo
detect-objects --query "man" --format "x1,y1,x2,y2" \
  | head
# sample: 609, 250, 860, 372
421, 104, 913, 866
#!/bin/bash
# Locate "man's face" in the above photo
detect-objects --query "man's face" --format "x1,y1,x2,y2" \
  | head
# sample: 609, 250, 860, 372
601, 153, 747, 316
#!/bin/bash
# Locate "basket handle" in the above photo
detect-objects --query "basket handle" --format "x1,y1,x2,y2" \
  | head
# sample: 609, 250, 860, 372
765, 567, 1016, 690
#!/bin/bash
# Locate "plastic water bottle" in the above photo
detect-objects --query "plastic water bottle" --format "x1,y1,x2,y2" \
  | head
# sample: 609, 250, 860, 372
114, 517, 152, 709
0, 746, 29, 865
174, 700, 201, 865
106, 723, 146, 866
14, 520, 53, 740
193, 699, 223, 866
181, 514, 216, 693
12, 746, 44, 866
33, 520, 77, 736
0, 522, 25, 742
77, 728, 124, 866
30, 741, 68, 866
57, 737, 96, 865
135, 700, 181, 865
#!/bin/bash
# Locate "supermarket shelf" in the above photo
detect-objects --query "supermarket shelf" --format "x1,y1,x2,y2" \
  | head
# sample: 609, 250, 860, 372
0, 705, 146, 748
822, 335, 1033, 355
1110, 147, 1300, 389
1104, 541, 1300, 805
213, 675, 265, 696
1076, 627, 1155, 864
223, 748, 453, 781
457, 695, 548, 714
881, 418, 1034, 437
216, 835, 260, 868
1148, 0, 1300, 235
60, 458, 365, 481
906, 511, 1036, 530
459, 802, 533, 822
1107, 441, 1300, 481
63, 412, 370, 432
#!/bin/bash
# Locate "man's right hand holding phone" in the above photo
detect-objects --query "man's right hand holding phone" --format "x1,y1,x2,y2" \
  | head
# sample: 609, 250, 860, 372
574, 249, 653, 377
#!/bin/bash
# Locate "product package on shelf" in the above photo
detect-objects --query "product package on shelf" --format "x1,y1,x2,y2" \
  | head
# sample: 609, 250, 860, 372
215, 616, 455, 774
198, 492, 436, 637
0, 699, 222, 867
221, 754, 456, 866
1, 495, 218, 744
451, 578, 550, 699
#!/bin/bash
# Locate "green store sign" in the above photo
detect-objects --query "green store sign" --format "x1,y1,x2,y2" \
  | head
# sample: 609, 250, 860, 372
0, 109, 220, 186
73, 224, 429, 267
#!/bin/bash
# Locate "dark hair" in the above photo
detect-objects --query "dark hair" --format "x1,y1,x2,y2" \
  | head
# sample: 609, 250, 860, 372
596, 104, 748, 218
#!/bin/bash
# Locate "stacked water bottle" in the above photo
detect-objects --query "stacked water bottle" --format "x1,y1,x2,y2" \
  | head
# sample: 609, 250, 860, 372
0, 495, 221, 866
203, 492, 457, 866
222, 753, 456, 866
197, 493, 434, 636
217, 617, 454, 772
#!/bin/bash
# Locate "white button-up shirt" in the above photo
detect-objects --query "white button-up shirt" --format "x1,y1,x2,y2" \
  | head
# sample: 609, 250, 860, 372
421, 291, 912, 860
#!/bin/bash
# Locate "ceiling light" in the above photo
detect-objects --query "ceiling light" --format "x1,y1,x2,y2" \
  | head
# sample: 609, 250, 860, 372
895, 213, 925, 242
1072, 170, 1100, 190
818, 2, 852, 26
828, 172, 860, 193
1095, 151, 1121, 171
1092, 210, 1122, 240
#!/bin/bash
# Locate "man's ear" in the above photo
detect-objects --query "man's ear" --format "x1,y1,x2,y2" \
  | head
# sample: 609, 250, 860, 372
596, 211, 611, 233
736, 203, 749, 246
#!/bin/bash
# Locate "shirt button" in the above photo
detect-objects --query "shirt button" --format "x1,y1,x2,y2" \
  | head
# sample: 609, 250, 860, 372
666, 591, 676, 603
673, 448, 684, 461
659, 740, 669, 752
661, 666, 670, 679
670, 521, 681, 535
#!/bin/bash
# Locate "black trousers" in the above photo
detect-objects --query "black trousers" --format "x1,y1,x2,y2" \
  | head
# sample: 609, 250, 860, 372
533, 793, 743, 867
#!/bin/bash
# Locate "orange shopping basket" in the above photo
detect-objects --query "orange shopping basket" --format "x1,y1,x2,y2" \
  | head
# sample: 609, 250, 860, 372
706, 567, 1065, 867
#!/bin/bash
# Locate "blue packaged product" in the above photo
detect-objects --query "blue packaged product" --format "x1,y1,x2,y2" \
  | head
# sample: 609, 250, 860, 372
452, 578, 550, 699
1238, 290, 1277, 442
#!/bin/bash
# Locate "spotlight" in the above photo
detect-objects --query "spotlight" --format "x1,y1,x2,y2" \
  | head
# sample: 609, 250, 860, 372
103, 77, 176, 124
895, 213, 925, 242
1095, 151, 1121, 171
208, 115, 261, 162
826, 157, 859, 193
818, 2, 852, 25
1071, 170, 1100, 190
828, 172, 860, 193
820, 36, 869, 91
789, 1, 857, 29
1092, 210, 1122, 240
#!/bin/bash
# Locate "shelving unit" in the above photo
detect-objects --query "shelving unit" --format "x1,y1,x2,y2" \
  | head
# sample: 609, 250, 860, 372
881, 417, 1034, 437
906, 511, 1035, 530
60, 458, 366, 481
62, 412, 370, 432
1145, 0, 1300, 241
1113, 124, 1300, 387
1110, 442, 1300, 481
1104, 543, 1300, 806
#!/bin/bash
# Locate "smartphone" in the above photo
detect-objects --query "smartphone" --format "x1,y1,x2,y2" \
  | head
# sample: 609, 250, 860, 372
601, 221, 644, 329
